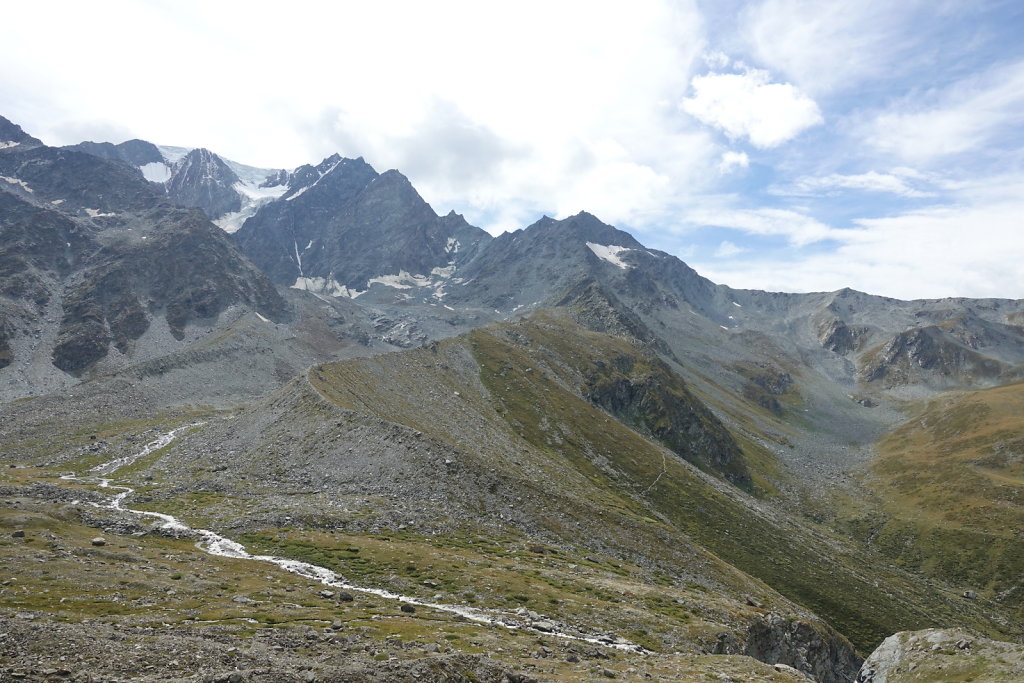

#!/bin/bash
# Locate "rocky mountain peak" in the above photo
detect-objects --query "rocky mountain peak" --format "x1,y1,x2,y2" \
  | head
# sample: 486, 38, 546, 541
165, 147, 242, 219
0, 115, 43, 148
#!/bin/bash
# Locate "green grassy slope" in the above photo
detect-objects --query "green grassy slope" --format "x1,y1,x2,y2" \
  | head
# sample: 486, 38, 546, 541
847, 381, 1024, 625
307, 311, 1007, 653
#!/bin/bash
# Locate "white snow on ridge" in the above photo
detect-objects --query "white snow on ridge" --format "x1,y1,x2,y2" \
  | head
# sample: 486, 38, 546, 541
85, 208, 116, 218
0, 175, 32, 193
286, 158, 343, 201
292, 276, 366, 299
586, 242, 632, 269
156, 145, 190, 164
0, 141, 20, 150
140, 161, 171, 183
222, 158, 284, 186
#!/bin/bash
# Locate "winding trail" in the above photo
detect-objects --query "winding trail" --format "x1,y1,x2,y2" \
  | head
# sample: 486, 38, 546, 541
65, 425, 644, 653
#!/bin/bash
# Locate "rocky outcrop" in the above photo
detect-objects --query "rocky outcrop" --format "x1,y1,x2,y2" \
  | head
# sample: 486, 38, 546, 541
585, 351, 751, 486
858, 628, 1024, 682
817, 316, 868, 355
715, 613, 862, 683
63, 139, 164, 167
0, 115, 43, 147
859, 326, 1010, 387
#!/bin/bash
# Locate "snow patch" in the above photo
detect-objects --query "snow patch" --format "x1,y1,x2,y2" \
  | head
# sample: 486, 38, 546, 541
139, 161, 171, 183
367, 270, 430, 290
0, 175, 32, 193
85, 208, 116, 218
214, 210, 253, 234
233, 180, 288, 202
50, 199, 64, 205
586, 242, 632, 269
431, 265, 456, 278
213, 181, 288, 233
732, 301, 742, 307
255, 312, 270, 323
445, 237, 461, 254
0, 141, 20, 150
293, 240, 304, 275
292, 276, 365, 299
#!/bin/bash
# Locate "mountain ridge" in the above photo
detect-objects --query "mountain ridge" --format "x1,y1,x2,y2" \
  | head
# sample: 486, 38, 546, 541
3, 113, 1024, 682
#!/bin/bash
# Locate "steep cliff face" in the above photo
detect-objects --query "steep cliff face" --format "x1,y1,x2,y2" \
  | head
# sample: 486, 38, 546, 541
233, 156, 490, 295
716, 613, 862, 683
51, 208, 287, 373
165, 148, 243, 219
859, 326, 1013, 387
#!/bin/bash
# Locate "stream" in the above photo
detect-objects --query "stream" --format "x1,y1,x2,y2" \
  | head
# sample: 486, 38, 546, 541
64, 426, 644, 653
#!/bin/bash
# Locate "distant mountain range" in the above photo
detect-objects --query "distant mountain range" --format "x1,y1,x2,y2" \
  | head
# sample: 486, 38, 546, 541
2, 114, 1023, 682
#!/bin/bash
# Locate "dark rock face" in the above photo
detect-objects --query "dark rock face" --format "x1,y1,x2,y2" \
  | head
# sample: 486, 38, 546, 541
454, 212, 644, 308
0, 144, 161, 215
0, 125, 288, 376
166, 148, 242, 219
817, 316, 867, 355
259, 168, 289, 188
62, 139, 163, 167
52, 208, 287, 373
234, 156, 490, 289
718, 613, 862, 683
0, 115, 43, 147
0, 318, 12, 369
449, 211, 720, 321
584, 351, 751, 486
860, 326, 1011, 386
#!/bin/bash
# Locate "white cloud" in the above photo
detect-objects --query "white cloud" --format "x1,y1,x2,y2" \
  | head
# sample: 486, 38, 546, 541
681, 68, 823, 148
739, 0, 925, 95
714, 240, 745, 258
703, 51, 731, 70
718, 151, 750, 173
778, 171, 935, 197
685, 207, 841, 247
0, 1, 721, 235
692, 175, 1024, 299
862, 60, 1024, 164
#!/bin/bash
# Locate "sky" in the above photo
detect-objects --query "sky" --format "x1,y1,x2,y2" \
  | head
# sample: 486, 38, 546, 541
2, 0, 1023, 300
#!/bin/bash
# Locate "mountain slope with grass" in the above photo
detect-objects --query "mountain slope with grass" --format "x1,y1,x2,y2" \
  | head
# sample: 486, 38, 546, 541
841, 381, 1024, 629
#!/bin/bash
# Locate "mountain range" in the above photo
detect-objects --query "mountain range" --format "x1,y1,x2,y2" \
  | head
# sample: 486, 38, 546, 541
1, 114, 1022, 682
